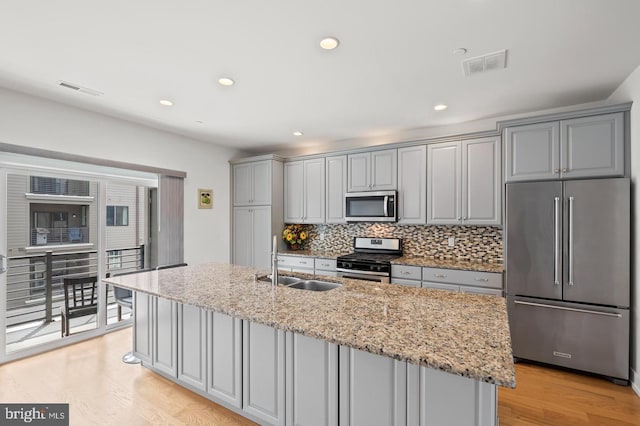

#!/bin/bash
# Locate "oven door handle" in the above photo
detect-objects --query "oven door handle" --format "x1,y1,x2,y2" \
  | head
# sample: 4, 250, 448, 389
336, 268, 388, 277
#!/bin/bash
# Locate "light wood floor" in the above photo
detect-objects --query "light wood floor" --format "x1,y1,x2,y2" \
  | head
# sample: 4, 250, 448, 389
0, 328, 256, 425
1, 328, 639, 425
499, 362, 640, 425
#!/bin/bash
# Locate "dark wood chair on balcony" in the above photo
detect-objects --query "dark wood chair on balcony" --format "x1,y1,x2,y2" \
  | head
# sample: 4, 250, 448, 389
61, 276, 98, 337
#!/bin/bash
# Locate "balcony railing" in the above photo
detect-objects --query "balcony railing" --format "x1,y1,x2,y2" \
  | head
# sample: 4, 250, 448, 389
30, 227, 89, 246
5, 246, 144, 327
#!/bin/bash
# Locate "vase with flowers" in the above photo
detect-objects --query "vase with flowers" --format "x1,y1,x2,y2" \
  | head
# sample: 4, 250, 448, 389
282, 224, 308, 250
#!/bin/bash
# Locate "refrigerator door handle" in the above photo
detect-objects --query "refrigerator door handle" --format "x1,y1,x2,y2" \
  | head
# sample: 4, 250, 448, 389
554, 196, 560, 286
513, 300, 622, 318
568, 196, 575, 286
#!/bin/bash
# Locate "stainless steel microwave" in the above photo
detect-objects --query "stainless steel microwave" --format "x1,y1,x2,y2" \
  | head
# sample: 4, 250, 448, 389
344, 191, 397, 222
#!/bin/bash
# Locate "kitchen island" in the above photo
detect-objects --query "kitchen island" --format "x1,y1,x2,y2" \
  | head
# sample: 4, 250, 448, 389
104, 262, 515, 426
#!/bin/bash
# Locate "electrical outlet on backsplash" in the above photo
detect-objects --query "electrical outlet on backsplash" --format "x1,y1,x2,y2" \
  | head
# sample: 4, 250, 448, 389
303, 223, 503, 263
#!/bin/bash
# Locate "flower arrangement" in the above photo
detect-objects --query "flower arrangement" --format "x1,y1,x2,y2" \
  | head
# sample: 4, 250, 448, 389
282, 224, 308, 250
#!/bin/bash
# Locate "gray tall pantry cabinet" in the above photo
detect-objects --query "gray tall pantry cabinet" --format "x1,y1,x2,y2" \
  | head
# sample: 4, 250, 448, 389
231, 156, 284, 268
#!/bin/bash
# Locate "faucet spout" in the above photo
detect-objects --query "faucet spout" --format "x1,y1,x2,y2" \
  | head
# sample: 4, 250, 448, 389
271, 235, 279, 287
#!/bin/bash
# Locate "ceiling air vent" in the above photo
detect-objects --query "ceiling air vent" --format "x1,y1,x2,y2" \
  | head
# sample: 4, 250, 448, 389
57, 80, 103, 96
462, 49, 507, 76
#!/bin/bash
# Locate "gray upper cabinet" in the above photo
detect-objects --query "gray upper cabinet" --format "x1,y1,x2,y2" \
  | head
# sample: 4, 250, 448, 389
233, 160, 272, 206
398, 145, 426, 224
284, 159, 325, 224
462, 137, 501, 225
561, 113, 624, 178
427, 141, 461, 225
505, 112, 624, 182
284, 161, 304, 222
504, 121, 560, 182
347, 149, 397, 192
428, 138, 501, 225
326, 155, 347, 224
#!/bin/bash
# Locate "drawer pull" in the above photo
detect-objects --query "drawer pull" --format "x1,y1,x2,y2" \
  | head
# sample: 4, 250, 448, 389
402, 271, 411, 275
513, 300, 622, 318
474, 277, 489, 282
321, 263, 330, 267
434, 274, 447, 278
300, 261, 307, 264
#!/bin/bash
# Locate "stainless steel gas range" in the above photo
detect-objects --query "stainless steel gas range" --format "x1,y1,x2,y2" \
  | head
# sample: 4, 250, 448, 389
336, 237, 403, 283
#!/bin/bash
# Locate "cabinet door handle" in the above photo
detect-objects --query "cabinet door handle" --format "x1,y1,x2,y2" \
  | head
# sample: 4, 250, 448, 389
562, 168, 568, 173
434, 273, 447, 278
554, 196, 560, 286
554, 168, 559, 174
568, 196, 575, 286
463, 217, 467, 220
474, 277, 489, 282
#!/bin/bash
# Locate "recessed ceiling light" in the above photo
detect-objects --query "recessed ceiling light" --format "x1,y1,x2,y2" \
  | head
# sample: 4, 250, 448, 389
159, 99, 173, 106
293, 131, 304, 136
218, 77, 235, 86
452, 48, 468, 55
320, 37, 340, 50
434, 104, 448, 111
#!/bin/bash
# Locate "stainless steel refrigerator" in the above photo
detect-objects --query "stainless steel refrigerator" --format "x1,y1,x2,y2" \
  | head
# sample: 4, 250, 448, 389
506, 178, 630, 383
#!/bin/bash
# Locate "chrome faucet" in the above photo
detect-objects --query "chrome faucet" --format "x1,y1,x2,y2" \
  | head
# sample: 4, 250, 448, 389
271, 235, 279, 287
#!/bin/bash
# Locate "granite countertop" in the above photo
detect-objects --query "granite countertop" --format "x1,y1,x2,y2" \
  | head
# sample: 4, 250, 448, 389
392, 256, 505, 273
104, 262, 515, 388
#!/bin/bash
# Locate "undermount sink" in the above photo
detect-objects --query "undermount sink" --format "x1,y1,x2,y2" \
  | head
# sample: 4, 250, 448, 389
257, 275, 341, 291
272, 275, 301, 285
286, 280, 342, 292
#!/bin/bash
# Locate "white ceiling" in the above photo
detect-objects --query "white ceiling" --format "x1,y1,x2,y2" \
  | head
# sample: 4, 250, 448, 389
1, 0, 639, 154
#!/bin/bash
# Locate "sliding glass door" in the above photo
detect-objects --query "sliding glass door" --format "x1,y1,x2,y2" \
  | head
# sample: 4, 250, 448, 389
0, 161, 158, 362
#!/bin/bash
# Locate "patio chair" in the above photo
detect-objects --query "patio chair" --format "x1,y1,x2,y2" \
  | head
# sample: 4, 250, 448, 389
61, 276, 98, 337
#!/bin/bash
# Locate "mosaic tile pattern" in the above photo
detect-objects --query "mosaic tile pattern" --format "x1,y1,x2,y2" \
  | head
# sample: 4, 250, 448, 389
297, 224, 503, 263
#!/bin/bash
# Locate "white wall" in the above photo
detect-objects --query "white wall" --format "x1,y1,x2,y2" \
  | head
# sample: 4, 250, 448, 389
0, 87, 244, 265
609, 64, 640, 394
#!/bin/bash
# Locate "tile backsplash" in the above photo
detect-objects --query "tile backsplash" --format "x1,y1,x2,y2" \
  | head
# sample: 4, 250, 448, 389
303, 223, 503, 263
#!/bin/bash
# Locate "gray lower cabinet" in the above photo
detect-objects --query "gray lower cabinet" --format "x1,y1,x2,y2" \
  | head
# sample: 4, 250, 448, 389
315, 258, 338, 278
339, 346, 407, 426
207, 311, 243, 408
177, 303, 206, 391
134, 295, 498, 425
407, 364, 497, 426
286, 332, 339, 426
152, 296, 177, 377
133, 291, 152, 363
243, 321, 286, 426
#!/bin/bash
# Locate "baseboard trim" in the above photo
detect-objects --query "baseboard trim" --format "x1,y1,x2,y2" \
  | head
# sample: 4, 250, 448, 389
632, 368, 640, 397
